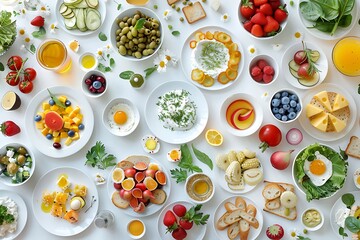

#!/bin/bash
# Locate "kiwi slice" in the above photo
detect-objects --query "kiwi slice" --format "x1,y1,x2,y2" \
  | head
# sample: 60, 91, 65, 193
130, 74, 144, 88
1, 91, 21, 111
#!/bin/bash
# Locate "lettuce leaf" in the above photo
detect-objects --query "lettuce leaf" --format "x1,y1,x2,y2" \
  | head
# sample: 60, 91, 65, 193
0, 11, 16, 53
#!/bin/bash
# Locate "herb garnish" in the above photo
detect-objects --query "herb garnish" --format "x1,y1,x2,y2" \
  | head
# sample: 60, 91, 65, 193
85, 141, 116, 170
134, 18, 146, 30
192, 144, 213, 170
47, 89, 66, 108
182, 204, 209, 225
0, 205, 15, 225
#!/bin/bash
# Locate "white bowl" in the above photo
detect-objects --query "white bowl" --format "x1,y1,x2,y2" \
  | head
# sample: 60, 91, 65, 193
127, 219, 146, 239
301, 208, 324, 231
0, 143, 35, 186
102, 98, 140, 137
269, 89, 302, 124
79, 52, 98, 72
184, 173, 215, 204
110, 7, 163, 61
220, 93, 263, 137
81, 70, 107, 98
249, 54, 279, 85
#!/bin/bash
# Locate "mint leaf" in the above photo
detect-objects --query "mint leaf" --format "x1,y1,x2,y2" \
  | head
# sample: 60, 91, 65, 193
32, 26, 46, 38
172, 31, 180, 36
144, 66, 157, 78
117, 3, 121, 10
110, 58, 115, 68
0, 62, 4, 71
134, 18, 146, 30
192, 144, 213, 170
98, 32, 107, 41
119, 71, 134, 79
30, 44, 36, 54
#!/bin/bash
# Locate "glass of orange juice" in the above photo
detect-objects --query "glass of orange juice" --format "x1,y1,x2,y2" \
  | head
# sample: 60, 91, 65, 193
332, 36, 360, 77
36, 39, 72, 73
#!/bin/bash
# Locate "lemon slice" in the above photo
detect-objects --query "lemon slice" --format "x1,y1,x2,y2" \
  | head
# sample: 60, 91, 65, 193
112, 168, 125, 184
69, 40, 80, 52
205, 129, 223, 146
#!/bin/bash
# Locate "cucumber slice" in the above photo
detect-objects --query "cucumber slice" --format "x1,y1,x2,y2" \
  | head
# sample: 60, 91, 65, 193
74, 0, 89, 8
289, 68, 300, 79
86, 0, 98, 8
288, 59, 300, 72
310, 50, 320, 62
64, 16, 76, 28
63, 11, 75, 19
64, 0, 82, 5
85, 9, 101, 30
59, 3, 68, 14
76, 8, 86, 30
61, 7, 73, 16
298, 72, 319, 87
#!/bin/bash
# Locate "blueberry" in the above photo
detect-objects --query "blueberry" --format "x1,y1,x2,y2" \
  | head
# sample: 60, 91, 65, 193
49, 99, 55, 106
290, 100, 297, 107
92, 81, 102, 90
46, 134, 53, 140
279, 108, 285, 114
34, 115, 42, 122
67, 130, 75, 137
296, 103, 301, 112
281, 115, 288, 121
275, 113, 282, 120
271, 99, 281, 107
289, 108, 295, 113
283, 104, 290, 110
274, 93, 281, 99
78, 124, 85, 130
272, 107, 279, 113
281, 96, 290, 105
65, 100, 71, 107
281, 91, 289, 97
290, 94, 298, 101
288, 112, 297, 120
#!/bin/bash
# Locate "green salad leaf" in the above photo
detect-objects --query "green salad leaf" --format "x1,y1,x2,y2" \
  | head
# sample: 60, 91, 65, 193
294, 143, 348, 201
0, 11, 16, 53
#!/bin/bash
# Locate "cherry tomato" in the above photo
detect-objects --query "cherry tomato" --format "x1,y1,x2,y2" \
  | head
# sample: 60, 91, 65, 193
7, 56, 23, 71
23, 68, 37, 81
297, 63, 312, 79
19, 80, 33, 94
293, 50, 308, 65
259, 124, 282, 152
6, 71, 20, 86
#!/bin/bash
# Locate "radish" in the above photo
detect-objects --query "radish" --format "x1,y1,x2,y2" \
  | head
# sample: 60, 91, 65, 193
270, 150, 294, 170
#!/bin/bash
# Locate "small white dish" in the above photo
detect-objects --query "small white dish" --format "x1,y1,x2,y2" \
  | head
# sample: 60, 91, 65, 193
249, 54, 279, 86
127, 219, 146, 239
79, 52, 98, 72
102, 98, 140, 137
82, 70, 107, 98
301, 208, 324, 231
184, 173, 215, 204
354, 168, 360, 189
269, 89, 302, 124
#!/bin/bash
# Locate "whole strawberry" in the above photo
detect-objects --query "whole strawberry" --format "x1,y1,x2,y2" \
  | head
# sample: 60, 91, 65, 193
31, 16, 45, 27
1, 121, 21, 137
173, 204, 187, 218
172, 227, 187, 240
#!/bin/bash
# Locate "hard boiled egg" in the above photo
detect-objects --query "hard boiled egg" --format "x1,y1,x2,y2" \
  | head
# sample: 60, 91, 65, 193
353, 168, 360, 189
167, 149, 181, 162
303, 151, 332, 186
142, 135, 160, 154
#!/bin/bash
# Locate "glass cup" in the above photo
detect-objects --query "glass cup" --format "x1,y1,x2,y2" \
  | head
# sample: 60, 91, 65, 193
94, 210, 115, 228
332, 36, 360, 77
36, 38, 72, 73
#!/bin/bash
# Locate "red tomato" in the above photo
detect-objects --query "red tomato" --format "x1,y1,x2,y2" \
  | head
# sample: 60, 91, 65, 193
258, 124, 282, 152
7, 56, 23, 71
240, 0, 255, 20
297, 63, 313, 79
293, 50, 308, 65
6, 71, 20, 86
19, 80, 33, 94
23, 68, 37, 81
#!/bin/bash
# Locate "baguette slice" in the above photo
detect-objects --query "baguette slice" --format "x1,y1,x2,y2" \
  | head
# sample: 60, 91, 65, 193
264, 180, 295, 193
227, 222, 240, 240
111, 191, 130, 209
224, 209, 259, 229
262, 183, 284, 200
182, 1, 206, 24
217, 212, 231, 230
239, 220, 250, 240
265, 198, 281, 210
225, 202, 239, 212
245, 204, 257, 217
235, 197, 247, 210
345, 136, 360, 159
263, 205, 297, 220
150, 189, 167, 204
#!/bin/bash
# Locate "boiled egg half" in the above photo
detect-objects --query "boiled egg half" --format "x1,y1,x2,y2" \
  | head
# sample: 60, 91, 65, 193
142, 135, 160, 154
167, 149, 181, 162
353, 168, 360, 189
303, 151, 332, 186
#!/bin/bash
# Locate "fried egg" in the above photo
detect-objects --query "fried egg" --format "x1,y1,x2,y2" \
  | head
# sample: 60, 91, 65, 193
303, 151, 332, 186
107, 103, 135, 132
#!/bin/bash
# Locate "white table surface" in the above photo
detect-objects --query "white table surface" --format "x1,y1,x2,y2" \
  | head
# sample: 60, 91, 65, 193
0, 0, 360, 239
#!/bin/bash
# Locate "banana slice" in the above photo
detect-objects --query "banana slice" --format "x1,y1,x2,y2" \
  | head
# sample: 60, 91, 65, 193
226, 161, 241, 183
280, 191, 298, 209
216, 153, 230, 171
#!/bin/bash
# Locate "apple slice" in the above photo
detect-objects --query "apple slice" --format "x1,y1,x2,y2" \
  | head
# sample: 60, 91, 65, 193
238, 109, 253, 121
231, 109, 255, 130
226, 99, 253, 127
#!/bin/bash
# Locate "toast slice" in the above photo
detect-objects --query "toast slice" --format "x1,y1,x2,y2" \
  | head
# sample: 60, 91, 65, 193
217, 212, 231, 230
182, 2, 206, 24
167, 0, 180, 5
263, 205, 297, 220
262, 183, 284, 200
227, 222, 240, 240
264, 180, 295, 193
345, 136, 360, 159
265, 198, 281, 210
111, 191, 130, 208
225, 202, 239, 212
224, 209, 259, 229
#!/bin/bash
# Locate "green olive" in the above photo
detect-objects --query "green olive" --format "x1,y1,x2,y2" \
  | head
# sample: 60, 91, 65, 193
132, 46, 138, 51
127, 18, 132, 25
138, 33, 144, 38
151, 30, 156, 36
116, 42, 121, 47
141, 13, 146, 18
153, 19, 159, 24
142, 49, 149, 56
138, 43, 145, 49
124, 23, 128, 27
131, 18, 137, 26
18, 147, 27, 155
156, 38, 161, 44
116, 29, 121, 35
119, 22, 125, 28
116, 36, 120, 41
116, 18, 121, 24
119, 32, 124, 37
145, 29, 151, 35
7, 163, 18, 176
151, 22, 159, 29
0, 156, 9, 165
125, 43, 130, 49
138, 29, 145, 34
119, 45, 126, 55
122, 16, 129, 22
149, 41, 156, 49
17, 154, 26, 166
132, 38, 138, 44
134, 51, 142, 59
120, 35, 127, 43
127, 31, 133, 40
127, 49, 133, 55
151, 36, 156, 41
121, 27, 130, 35
144, 22, 151, 28
135, 10, 141, 15
147, 49, 154, 55
134, 14, 140, 20
129, 41, 134, 48
156, 30, 161, 37
131, 28, 138, 37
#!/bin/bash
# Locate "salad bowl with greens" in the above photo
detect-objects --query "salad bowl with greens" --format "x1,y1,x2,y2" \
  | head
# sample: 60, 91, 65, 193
292, 143, 348, 201
0, 10, 17, 56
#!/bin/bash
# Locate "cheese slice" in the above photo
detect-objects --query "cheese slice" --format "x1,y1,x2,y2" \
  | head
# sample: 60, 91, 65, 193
314, 91, 332, 112
306, 104, 324, 118
332, 93, 349, 112
310, 112, 328, 132
328, 114, 346, 132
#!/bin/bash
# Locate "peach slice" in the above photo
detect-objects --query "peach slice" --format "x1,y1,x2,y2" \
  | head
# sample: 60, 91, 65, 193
144, 177, 158, 191
129, 197, 139, 209
131, 188, 143, 199
155, 171, 167, 185
231, 109, 255, 130
226, 100, 253, 128
237, 109, 254, 121
135, 171, 145, 183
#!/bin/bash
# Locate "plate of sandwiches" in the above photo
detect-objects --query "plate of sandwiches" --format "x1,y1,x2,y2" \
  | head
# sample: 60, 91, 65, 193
262, 181, 298, 221
213, 196, 263, 240
298, 83, 357, 141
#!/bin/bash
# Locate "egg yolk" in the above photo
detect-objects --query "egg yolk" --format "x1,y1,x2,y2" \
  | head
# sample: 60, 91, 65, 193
309, 159, 326, 175
169, 150, 180, 160
113, 111, 127, 124
356, 176, 360, 185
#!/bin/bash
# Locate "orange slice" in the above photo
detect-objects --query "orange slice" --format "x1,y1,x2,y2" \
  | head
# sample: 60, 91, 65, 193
205, 31, 214, 40
69, 40, 80, 52
190, 40, 197, 49
191, 69, 205, 82
202, 75, 214, 87
121, 178, 135, 191
195, 32, 205, 42
205, 129, 223, 146
226, 69, 238, 81
218, 72, 231, 84
216, 32, 232, 44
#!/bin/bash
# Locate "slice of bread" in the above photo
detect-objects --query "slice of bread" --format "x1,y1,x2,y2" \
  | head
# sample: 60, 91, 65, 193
111, 191, 130, 209
217, 212, 231, 230
224, 209, 242, 225
239, 220, 250, 240
264, 180, 295, 193
116, 160, 134, 170
225, 202, 239, 212
265, 198, 281, 210
235, 197, 246, 210
346, 136, 360, 159
227, 222, 240, 239
124, 155, 150, 165
263, 205, 297, 220
182, 2, 206, 24
262, 183, 284, 200
225, 209, 259, 229
167, 0, 180, 5
149, 189, 167, 204
246, 204, 257, 217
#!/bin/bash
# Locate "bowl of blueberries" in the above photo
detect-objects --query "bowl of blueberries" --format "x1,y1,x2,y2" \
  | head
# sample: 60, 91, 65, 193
269, 89, 302, 123
82, 70, 107, 98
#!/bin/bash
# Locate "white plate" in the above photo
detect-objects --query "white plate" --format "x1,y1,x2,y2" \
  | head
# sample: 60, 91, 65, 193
181, 26, 245, 91
330, 191, 360, 239
0, 190, 27, 240
107, 155, 171, 217
281, 41, 328, 89
214, 163, 263, 194
157, 201, 206, 240
32, 167, 99, 236
213, 196, 263, 240
145, 81, 208, 144
298, 0, 358, 40
298, 83, 357, 141
55, 0, 106, 36
25, 86, 94, 158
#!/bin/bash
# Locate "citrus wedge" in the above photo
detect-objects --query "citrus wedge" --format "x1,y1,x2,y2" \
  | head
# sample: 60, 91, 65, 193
205, 129, 223, 146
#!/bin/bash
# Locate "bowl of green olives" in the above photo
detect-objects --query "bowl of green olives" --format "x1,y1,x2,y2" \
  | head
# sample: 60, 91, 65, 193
111, 7, 163, 61
0, 143, 35, 186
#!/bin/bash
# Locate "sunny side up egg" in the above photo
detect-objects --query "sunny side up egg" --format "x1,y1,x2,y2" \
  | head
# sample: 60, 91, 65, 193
303, 151, 333, 186
107, 103, 135, 133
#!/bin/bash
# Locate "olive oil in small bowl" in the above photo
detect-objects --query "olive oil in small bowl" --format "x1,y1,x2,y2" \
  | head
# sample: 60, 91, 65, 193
185, 173, 215, 204
79, 52, 98, 72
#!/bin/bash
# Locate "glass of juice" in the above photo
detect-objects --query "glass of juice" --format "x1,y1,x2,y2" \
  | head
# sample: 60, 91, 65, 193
332, 36, 360, 77
36, 39, 72, 73
127, 219, 146, 239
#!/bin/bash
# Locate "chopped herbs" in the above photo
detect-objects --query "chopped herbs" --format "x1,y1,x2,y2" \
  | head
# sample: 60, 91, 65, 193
0, 205, 15, 225
199, 42, 229, 71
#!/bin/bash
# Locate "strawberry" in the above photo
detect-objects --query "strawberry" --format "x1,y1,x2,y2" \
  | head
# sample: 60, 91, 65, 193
240, 0, 255, 19
257, 59, 268, 69
264, 65, 274, 75
173, 204, 187, 218
254, 0, 268, 6
263, 16, 280, 34
179, 219, 193, 230
274, 5, 288, 23
263, 74, 273, 83
163, 210, 177, 227
172, 227, 187, 240
251, 12, 267, 25
266, 224, 284, 239
269, 0, 281, 10
251, 66, 262, 77
243, 20, 254, 32
0, 121, 21, 137
259, 3, 273, 16
251, 24, 264, 37
253, 72, 264, 82
31, 16, 45, 27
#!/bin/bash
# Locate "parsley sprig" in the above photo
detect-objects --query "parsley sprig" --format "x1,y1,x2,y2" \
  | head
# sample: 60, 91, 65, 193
0, 205, 15, 225
183, 204, 210, 225
85, 141, 116, 170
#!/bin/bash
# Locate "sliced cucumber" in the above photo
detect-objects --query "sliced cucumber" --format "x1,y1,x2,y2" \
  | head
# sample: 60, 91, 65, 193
298, 71, 320, 87
288, 59, 300, 72
76, 8, 86, 30
59, 3, 68, 14
64, 16, 77, 28
86, 0, 98, 8
289, 67, 300, 79
85, 9, 101, 30
63, 11, 75, 19
64, 0, 82, 5
61, 7, 73, 16
74, 0, 89, 8
310, 50, 320, 62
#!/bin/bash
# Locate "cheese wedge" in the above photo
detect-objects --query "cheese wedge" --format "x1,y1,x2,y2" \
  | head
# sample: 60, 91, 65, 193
310, 112, 328, 132
332, 93, 349, 112
306, 104, 324, 118
314, 91, 332, 112
328, 114, 346, 132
